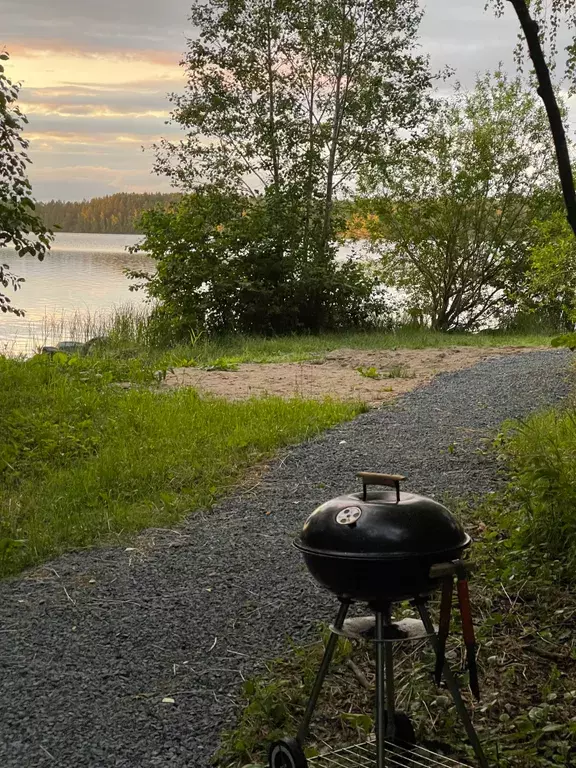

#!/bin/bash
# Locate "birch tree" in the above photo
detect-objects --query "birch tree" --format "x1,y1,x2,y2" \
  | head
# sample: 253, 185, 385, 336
155, 0, 431, 258
139, 0, 432, 334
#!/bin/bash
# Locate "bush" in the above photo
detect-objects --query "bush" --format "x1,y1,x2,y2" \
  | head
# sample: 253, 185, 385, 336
520, 212, 576, 330
497, 406, 576, 574
129, 188, 387, 341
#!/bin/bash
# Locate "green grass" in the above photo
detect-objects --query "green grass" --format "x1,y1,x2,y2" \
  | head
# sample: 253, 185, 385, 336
140, 327, 554, 367
494, 403, 576, 575
30, 306, 555, 371
90, 326, 553, 373
0, 354, 364, 577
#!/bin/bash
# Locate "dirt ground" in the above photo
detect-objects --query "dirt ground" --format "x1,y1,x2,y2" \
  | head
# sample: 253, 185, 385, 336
161, 346, 543, 406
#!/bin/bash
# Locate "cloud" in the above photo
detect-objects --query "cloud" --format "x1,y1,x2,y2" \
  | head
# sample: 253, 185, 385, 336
3, 19, 185, 200
20, 81, 182, 118
7, 40, 181, 68
421, 0, 574, 85
3, 0, 575, 200
2, 0, 190, 53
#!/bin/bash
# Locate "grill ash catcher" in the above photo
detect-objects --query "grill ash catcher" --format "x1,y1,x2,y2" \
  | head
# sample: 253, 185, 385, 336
268, 472, 490, 768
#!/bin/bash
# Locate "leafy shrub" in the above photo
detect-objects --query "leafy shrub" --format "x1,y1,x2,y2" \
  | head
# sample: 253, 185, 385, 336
551, 332, 576, 350
129, 188, 387, 340
496, 407, 576, 574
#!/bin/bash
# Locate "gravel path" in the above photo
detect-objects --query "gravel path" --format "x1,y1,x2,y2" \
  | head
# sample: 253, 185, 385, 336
0, 349, 571, 768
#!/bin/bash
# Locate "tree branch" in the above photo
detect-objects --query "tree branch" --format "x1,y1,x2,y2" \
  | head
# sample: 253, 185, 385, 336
507, 0, 576, 236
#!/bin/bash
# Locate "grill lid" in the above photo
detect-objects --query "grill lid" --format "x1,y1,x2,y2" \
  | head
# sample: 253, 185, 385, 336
295, 472, 470, 561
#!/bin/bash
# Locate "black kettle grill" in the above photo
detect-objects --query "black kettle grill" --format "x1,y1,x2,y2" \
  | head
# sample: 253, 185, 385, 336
268, 473, 490, 768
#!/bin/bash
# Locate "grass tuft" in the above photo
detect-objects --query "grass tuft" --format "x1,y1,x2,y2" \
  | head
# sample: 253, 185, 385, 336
494, 404, 576, 576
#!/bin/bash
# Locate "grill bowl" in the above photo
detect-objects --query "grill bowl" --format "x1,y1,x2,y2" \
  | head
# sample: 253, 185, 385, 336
297, 544, 470, 602
295, 473, 471, 602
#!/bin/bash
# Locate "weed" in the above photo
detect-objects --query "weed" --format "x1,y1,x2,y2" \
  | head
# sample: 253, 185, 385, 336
356, 365, 380, 379
494, 405, 576, 574
204, 357, 240, 372
383, 364, 414, 379
355, 364, 414, 380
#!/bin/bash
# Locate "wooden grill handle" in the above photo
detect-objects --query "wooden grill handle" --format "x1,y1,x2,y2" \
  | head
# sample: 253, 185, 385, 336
357, 472, 406, 502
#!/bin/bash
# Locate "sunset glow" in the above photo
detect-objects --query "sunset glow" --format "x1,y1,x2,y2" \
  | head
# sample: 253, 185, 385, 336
3, 0, 574, 200
4, 33, 185, 200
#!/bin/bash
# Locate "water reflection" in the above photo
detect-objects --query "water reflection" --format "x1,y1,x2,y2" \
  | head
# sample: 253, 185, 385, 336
0, 232, 152, 353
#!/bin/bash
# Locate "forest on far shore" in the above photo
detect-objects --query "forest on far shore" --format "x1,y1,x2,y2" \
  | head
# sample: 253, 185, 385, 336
37, 192, 182, 234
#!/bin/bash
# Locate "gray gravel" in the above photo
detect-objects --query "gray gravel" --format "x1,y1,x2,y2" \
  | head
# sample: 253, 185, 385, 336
0, 349, 571, 768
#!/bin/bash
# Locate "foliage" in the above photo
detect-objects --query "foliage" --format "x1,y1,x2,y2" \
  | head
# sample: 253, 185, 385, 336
519, 212, 576, 328
551, 332, 576, 350
494, 405, 576, 575
0, 354, 363, 576
37, 192, 181, 234
158, 0, 431, 199
131, 188, 387, 337
146, 0, 431, 336
361, 71, 558, 331
0, 51, 53, 315
490, 0, 576, 86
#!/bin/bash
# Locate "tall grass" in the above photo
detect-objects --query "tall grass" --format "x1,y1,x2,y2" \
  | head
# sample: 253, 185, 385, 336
0, 355, 363, 577
497, 405, 576, 574
21, 304, 555, 368
30, 303, 153, 350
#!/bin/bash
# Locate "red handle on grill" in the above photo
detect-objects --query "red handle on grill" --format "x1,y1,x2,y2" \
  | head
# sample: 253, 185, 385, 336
435, 576, 454, 686
456, 571, 480, 700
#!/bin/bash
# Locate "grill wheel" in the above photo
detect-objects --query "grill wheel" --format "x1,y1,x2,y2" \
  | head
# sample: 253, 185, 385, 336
268, 737, 308, 768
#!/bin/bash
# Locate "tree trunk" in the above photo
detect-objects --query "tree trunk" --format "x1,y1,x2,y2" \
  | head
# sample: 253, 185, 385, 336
508, 0, 576, 237
303, 0, 316, 256
320, 1, 348, 258
265, 3, 280, 188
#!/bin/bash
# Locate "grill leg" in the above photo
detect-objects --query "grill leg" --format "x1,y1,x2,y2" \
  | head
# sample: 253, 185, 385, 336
416, 601, 491, 768
384, 622, 396, 739
297, 599, 350, 744
375, 610, 388, 768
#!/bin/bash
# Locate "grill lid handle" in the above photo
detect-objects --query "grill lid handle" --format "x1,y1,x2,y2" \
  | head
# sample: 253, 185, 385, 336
357, 472, 406, 503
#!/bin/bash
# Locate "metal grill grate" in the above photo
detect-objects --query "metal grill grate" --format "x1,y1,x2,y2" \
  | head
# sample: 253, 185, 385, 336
308, 739, 471, 768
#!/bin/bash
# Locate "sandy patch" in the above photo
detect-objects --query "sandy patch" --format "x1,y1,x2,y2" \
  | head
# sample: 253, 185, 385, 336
161, 346, 544, 406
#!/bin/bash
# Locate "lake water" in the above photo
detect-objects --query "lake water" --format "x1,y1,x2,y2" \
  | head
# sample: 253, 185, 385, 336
0, 234, 380, 355
0, 232, 153, 354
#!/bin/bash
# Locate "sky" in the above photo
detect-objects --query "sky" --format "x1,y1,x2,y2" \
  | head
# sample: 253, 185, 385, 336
2, 0, 574, 201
